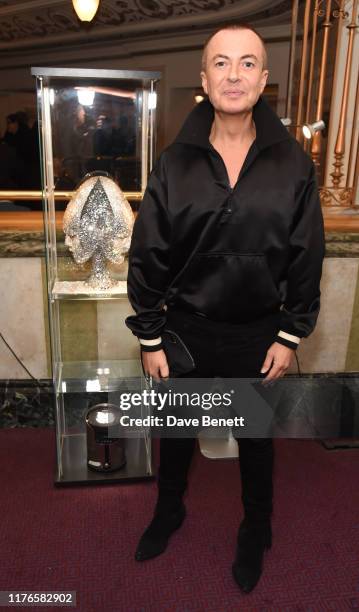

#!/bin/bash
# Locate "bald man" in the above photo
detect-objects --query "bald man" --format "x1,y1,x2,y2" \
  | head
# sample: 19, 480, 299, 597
126, 22, 324, 593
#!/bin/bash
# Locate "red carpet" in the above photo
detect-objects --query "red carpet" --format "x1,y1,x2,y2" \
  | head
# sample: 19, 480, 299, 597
0, 428, 358, 611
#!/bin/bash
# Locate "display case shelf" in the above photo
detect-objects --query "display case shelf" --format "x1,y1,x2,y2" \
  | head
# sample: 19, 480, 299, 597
55, 359, 143, 394
52, 280, 128, 300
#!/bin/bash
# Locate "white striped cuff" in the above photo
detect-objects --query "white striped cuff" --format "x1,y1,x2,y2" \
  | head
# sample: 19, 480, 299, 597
277, 330, 300, 345
139, 337, 162, 346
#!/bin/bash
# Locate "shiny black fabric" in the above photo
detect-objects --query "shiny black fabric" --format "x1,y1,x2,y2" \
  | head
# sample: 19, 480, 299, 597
125, 96, 325, 340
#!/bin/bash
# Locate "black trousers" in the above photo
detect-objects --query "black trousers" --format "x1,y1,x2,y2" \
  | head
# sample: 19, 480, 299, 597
157, 308, 281, 525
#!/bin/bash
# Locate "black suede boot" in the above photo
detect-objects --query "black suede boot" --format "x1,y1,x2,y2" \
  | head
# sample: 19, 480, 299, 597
135, 437, 195, 562
232, 518, 272, 593
134, 498, 186, 561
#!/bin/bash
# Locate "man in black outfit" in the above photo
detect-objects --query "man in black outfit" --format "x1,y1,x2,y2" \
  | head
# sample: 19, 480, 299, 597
125, 23, 325, 593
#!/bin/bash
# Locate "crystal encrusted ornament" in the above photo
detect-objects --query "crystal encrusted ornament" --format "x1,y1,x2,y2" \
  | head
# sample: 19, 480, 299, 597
63, 174, 134, 291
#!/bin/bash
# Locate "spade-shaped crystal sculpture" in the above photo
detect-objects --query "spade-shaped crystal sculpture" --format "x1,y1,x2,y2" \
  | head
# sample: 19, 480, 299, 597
63, 174, 134, 290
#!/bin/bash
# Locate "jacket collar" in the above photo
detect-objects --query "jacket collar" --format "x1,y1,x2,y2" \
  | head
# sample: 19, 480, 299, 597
174, 95, 291, 151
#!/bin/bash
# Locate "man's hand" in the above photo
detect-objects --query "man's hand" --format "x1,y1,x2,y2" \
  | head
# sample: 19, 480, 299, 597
141, 349, 169, 382
260, 342, 295, 383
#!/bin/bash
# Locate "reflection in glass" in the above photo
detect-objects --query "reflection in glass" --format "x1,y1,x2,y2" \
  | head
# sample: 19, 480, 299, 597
51, 84, 141, 200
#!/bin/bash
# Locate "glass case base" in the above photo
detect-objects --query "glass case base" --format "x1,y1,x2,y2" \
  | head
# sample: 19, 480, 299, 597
55, 434, 154, 486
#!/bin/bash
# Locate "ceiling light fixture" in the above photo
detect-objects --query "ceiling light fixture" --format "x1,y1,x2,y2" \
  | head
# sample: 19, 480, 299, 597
72, 0, 100, 22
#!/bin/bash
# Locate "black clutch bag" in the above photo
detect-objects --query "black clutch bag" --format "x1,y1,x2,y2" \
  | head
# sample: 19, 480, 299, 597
162, 328, 196, 377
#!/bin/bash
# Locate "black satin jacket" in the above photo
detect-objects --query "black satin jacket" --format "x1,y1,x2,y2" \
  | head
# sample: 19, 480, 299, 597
125, 96, 325, 342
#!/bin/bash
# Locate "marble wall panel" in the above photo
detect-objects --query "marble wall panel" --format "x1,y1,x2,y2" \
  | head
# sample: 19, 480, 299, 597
0, 258, 49, 379
59, 301, 98, 363
346, 264, 359, 371
96, 299, 139, 362
1, 256, 359, 379
290, 258, 359, 374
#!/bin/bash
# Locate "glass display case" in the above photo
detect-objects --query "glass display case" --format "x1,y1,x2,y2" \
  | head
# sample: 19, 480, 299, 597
32, 67, 161, 485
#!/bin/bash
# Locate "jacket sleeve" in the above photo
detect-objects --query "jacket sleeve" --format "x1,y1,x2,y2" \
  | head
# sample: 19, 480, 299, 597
277, 158, 325, 343
125, 154, 171, 341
